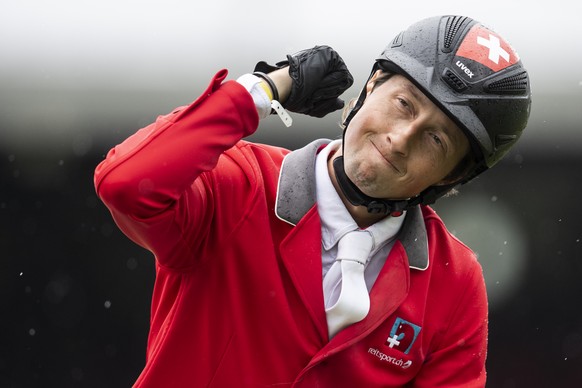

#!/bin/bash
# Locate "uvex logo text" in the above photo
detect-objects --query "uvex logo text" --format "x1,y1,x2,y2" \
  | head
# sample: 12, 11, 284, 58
455, 61, 474, 78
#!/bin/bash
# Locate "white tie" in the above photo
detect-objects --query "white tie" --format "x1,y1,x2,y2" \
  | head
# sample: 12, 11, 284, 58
323, 230, 374, 338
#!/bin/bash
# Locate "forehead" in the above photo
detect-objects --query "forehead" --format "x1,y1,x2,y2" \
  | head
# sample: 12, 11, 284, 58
384, 74, 431, 104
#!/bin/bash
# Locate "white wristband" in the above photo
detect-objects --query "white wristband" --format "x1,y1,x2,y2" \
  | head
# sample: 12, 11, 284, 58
236, 73, 293, 126
271, 100, 293, 127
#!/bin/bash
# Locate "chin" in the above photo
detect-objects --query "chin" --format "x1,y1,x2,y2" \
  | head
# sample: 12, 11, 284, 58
356, 178, 411, 201
354, 179, 387, 199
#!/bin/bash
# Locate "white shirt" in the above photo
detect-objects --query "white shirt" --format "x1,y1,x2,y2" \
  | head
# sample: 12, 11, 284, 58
315, 140, 405, 293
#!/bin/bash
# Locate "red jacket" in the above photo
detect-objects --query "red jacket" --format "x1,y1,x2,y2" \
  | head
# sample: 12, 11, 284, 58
95, 70, 488, 387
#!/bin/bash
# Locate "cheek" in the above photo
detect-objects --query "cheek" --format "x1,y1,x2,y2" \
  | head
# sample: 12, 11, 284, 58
343, 128, 367, 164
344, 119, 366, 145
345, 103, 382, 139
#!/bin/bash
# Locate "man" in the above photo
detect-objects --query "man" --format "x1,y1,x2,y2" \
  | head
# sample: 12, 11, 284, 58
95, 15, 530, 387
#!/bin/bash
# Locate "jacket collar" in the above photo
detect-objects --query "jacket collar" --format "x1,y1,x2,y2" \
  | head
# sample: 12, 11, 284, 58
275, 139, 429, 271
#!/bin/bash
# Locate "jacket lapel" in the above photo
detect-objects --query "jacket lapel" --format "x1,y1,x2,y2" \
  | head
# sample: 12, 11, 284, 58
276, 139, 330, 339
279, 208, 328, 340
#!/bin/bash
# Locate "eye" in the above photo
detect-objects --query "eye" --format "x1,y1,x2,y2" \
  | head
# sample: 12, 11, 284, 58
395, 97, 414, 116
397, 97, 409, 108
430, 133, 444, 147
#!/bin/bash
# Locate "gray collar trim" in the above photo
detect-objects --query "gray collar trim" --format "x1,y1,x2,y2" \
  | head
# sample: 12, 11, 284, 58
397, 206, 429, 270
275, 139, 429, 270
275, 139, 329, 226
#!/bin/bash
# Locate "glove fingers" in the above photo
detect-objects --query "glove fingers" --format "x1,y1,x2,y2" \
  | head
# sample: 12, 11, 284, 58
288, 46, 343, 84
308, 98, 345, 118
288, 66, 352, 104
307, 72, 353, 104
283, 45, 353, 117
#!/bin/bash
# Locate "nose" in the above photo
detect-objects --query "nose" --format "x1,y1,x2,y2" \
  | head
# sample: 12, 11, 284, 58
387, 122, 419, 156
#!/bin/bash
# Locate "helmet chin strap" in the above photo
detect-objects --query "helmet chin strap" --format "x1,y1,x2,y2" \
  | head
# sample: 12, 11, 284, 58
332, 156, 414, 216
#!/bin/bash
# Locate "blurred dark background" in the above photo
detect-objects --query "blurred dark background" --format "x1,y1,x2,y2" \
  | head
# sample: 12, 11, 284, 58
2, 1, 582, 387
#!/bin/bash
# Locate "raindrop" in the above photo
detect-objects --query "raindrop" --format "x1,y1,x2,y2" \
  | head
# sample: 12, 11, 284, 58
491, 196, 498, 202
58, 160, 64, 166
104, 300, 111, 309
29, 328, 36, 336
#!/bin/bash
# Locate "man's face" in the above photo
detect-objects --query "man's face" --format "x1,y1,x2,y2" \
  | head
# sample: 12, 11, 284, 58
343, 72, 470, 200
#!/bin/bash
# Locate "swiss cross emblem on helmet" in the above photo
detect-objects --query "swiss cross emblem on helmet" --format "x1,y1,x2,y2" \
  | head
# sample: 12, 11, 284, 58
456, 24, 519, 72
454, 24, 520, 80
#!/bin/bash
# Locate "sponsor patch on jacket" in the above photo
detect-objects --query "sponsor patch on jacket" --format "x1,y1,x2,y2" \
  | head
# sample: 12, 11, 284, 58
367, 317, 422, 370
385, 317, 421, 354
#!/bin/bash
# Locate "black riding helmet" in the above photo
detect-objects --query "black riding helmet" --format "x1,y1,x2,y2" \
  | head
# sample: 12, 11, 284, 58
336, 15, 532, 215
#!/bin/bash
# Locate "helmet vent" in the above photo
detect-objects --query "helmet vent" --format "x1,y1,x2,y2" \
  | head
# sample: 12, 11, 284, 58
443, 16, 469, 52
391, 32, 404, 48
442, 68, 467, 91
485, 71, 529, 94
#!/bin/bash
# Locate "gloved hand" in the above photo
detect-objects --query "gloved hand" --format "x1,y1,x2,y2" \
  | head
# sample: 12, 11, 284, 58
254, 45, 353, 118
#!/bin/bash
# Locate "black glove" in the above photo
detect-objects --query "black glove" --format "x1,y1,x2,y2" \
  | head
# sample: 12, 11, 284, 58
254, 45, 353, 118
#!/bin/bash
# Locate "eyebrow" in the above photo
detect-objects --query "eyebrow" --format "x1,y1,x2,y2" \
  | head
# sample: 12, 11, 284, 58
402, 82, 425, 104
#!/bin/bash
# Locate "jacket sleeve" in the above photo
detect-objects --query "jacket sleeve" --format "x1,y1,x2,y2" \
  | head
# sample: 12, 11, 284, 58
94, 69, 260, 268
409, 264, 489, 388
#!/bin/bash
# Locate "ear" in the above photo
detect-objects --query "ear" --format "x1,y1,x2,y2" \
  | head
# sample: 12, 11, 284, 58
366, 70, 384, 94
